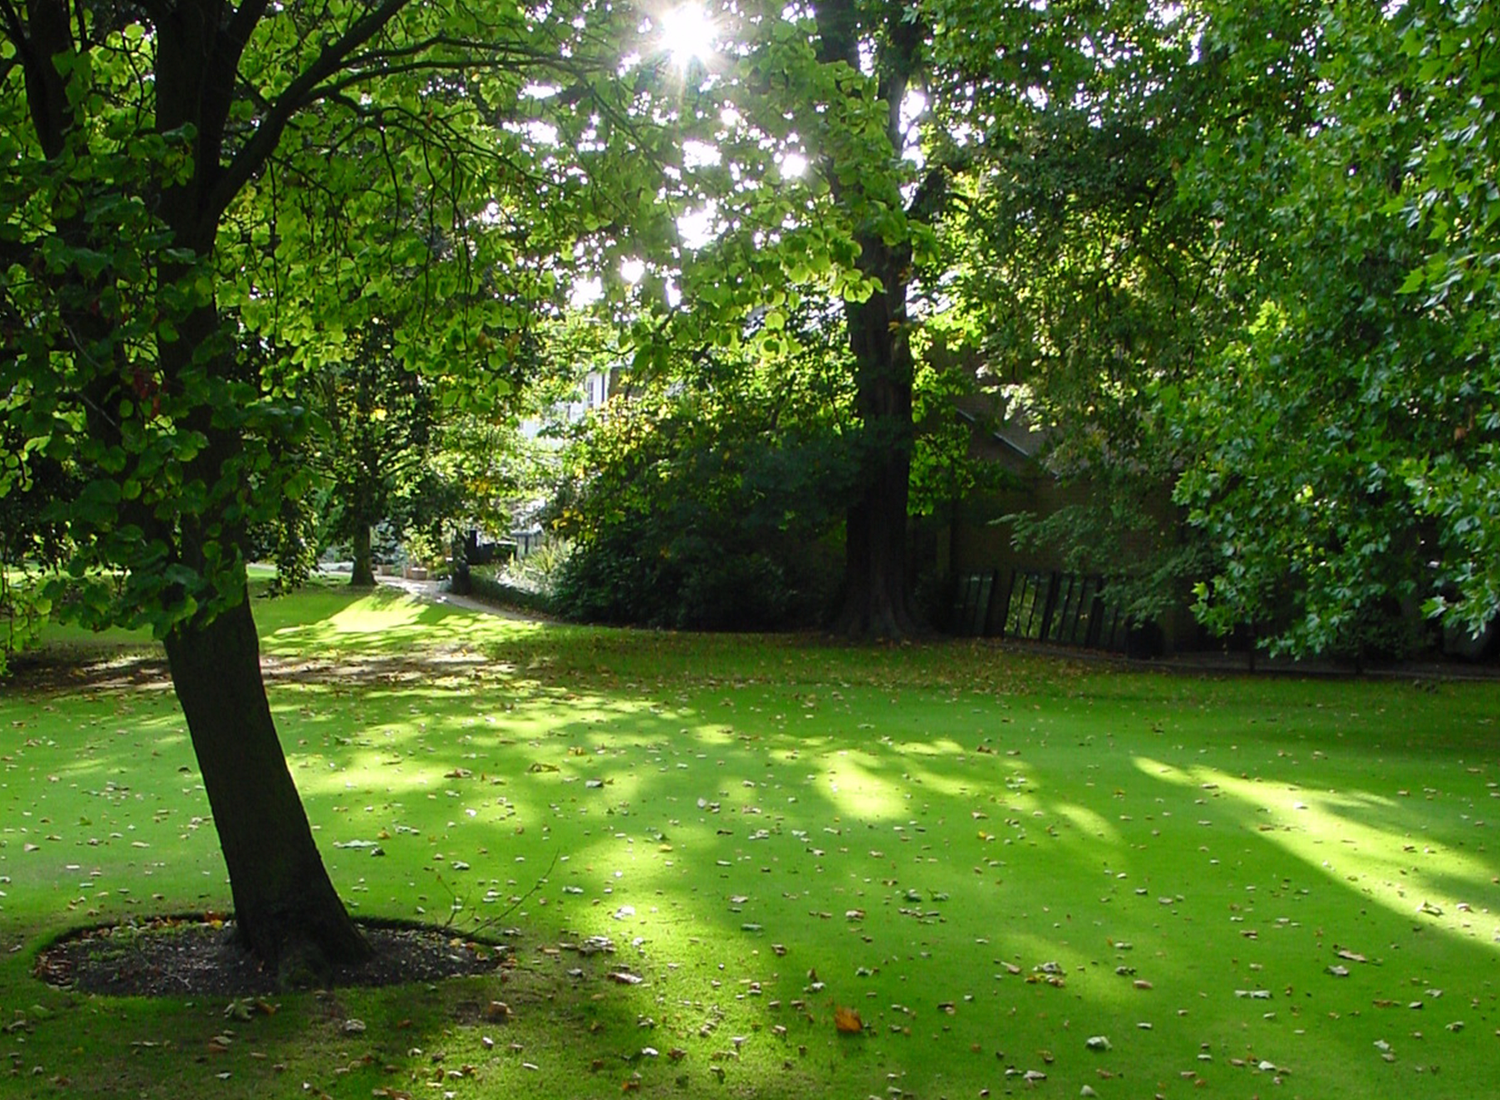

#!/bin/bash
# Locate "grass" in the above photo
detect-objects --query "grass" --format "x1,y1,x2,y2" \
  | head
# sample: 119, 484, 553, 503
1, 583, 1497, 1099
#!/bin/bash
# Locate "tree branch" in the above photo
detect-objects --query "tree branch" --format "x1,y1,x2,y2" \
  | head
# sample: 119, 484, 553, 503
205, 0, 413, 232
224, 0, 269, 54
12, 0, 74, 158
200, 0, 271, 157
306, 40, 608, 109
0, 0, 28, 54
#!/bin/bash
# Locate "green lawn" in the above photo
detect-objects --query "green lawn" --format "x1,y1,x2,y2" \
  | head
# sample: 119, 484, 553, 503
1, 584, 1497, 1098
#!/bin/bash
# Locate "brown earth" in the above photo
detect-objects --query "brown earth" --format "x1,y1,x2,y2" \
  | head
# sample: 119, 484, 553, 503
34, 916, 511, 997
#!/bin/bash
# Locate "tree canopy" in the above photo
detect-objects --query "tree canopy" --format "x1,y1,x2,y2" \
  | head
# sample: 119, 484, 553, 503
1171, 0, 1500, 656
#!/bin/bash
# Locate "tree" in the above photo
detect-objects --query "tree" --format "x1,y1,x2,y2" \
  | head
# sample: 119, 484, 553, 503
1386, 0, 1500, 639
1172, 0, 1500, 658
314, 321, 453, 587
607, 0, 944, 637
1, 0, 653, 978
630, 0, 1217, 638
803, 0, 933, 636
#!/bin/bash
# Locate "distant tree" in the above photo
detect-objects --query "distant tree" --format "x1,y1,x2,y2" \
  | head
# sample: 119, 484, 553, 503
314, 321, 452, 587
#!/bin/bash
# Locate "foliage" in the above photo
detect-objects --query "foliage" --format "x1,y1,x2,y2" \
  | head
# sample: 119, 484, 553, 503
0, 427, 72, 673
500, 537, 574, 594
1390, 0, 1500, 636
0, 572, 48, 677
0, 0, 664, 639
929, 1, 1230, 634
907, 356, 1007, 519
468, 561, 557, 615
251, 489, 324, 595
1007, 484, 1210, 629
548, 329, 857, 630
312, 321, 461, 583
1172, 1, 1497, 657
916, 0, 1498, 657
437, 314, 629, 548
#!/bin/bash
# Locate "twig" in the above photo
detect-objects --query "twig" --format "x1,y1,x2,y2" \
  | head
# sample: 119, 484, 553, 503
467, 847, 560, 937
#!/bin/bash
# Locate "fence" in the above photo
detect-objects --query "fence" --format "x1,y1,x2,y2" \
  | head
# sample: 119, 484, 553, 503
951, 568, 1132, 652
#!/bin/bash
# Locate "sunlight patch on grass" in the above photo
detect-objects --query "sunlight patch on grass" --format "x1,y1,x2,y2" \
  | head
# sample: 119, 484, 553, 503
885, 742, 1031, 804
679, 723, 738, 747
1142, 755, 1500, 949
820, 750, 912, 822
258, 586, 541, 660
327, 593, 433, 634
1050, 801, 1123, 847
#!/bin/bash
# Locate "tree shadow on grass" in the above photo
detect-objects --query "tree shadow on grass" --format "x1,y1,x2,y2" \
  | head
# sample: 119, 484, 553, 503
8, 601, 1500, 1098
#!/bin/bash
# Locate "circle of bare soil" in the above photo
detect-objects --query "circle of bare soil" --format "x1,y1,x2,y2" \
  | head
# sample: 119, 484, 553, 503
34, 916, 511, 997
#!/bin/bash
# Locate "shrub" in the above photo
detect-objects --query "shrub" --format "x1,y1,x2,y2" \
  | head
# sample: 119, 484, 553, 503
546, 352, 855, 632
466, 564, 554, 616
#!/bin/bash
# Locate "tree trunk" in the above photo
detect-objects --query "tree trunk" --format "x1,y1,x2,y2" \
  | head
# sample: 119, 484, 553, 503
163, 593, 371, 983
814, 0, 927, 639
350, 522, 376, 587
831, 244, 921, 638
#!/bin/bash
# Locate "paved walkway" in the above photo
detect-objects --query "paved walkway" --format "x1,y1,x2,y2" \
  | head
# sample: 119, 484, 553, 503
375, 574, 539, 620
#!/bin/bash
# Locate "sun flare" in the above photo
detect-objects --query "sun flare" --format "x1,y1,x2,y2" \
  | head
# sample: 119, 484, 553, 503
659, 2, 717, 69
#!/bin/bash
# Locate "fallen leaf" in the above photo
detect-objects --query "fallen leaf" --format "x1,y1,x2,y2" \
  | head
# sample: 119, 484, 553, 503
834, 1006, 863, 1034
